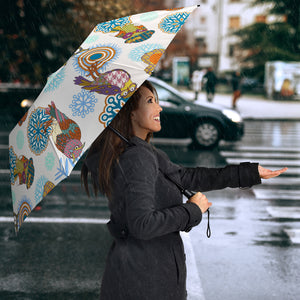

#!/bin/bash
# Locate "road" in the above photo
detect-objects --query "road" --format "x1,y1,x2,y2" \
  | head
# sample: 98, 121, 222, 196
185, 120, 300, 300
0, 120, 299, 299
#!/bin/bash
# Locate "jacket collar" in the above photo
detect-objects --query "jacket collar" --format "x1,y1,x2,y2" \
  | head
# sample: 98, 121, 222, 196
130, 136, 151, 147
84, 136, 153, 173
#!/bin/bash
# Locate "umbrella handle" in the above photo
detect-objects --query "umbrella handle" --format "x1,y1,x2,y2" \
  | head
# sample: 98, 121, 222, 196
184, 190, 211, 238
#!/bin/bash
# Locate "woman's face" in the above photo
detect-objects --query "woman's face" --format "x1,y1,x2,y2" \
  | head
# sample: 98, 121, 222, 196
131, 86, 162, 140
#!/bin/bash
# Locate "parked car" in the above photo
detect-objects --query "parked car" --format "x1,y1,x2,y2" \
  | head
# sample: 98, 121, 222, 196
148, 77, 244, 148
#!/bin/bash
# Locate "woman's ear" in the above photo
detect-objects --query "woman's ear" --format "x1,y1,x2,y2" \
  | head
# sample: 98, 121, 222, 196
130, 112, 136, 121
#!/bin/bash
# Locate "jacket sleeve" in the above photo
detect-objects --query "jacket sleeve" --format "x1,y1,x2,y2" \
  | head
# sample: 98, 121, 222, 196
120, 148, 202, 240
179, 162, 261, 192
154, 147, 261, 193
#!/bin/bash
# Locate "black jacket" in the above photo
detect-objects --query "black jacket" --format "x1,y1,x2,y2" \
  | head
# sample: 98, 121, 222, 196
85, 136, 261, 300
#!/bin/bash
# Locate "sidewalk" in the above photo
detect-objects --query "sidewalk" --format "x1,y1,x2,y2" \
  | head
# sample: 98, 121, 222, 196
180, 90, 300, 121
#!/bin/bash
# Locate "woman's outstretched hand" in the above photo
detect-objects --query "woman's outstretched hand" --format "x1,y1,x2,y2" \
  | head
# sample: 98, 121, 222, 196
187, 192, 212, 213
258, 165, 288, 179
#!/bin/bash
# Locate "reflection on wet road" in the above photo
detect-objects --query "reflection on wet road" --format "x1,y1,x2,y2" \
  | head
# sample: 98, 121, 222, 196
181, 121, 300, 300
0, 120, 300, 299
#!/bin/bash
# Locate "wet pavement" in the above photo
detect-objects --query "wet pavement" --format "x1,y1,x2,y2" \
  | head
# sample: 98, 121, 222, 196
1, 120, 300, 299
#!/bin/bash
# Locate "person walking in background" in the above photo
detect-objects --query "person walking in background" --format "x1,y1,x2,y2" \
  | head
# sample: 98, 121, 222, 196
202, 67, 218, 102
192, 70, 205, 101
231, 71, 242, 109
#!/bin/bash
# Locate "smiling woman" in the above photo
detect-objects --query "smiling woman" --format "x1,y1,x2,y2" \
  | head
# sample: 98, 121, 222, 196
79, 79, 287, 300
130, 85, 162, 140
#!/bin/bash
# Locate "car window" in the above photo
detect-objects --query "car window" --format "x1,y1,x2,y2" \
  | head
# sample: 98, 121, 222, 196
152, 83, 182, 107
158, 100, 177, 108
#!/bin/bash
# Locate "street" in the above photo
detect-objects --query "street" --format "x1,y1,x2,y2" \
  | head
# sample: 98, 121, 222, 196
0, 120, 300, 299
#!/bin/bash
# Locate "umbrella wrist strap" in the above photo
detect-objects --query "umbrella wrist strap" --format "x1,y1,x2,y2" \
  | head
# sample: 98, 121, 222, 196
206, 209, 211, 238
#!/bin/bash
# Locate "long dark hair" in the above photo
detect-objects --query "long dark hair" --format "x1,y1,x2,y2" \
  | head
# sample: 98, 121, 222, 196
81, 80, 157, 198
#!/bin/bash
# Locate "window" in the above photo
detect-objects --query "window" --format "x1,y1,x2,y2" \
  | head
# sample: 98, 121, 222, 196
255, 15, 266, 23
152, 84, 182, 108
229, 44, 235, 57
200, 16, 206, 24
229, 16, 240, 30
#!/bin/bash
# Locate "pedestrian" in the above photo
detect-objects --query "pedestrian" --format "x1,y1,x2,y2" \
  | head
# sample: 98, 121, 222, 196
231, 71, 242, 109
191, 70, 204, 101
81, 80, 287, 300
202, 67, 218, 102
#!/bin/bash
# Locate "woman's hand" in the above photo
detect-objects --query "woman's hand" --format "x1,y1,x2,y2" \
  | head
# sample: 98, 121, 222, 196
258, 165, 288, 179
187, 192, 212, 213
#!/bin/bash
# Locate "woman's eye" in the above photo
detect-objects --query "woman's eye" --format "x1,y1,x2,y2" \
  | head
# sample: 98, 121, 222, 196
147, 98, 153, 103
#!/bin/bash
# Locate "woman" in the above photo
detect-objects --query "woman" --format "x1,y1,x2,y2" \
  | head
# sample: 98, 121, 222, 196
81, 80, 287, 300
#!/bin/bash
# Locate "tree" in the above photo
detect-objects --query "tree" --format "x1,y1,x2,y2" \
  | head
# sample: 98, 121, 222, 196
232, 0, 300, 80
0, 0, 136, 84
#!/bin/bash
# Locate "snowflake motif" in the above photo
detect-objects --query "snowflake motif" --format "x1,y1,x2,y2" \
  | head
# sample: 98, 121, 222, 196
44, 67, 66, 92
99, 94, 125, 127
27, 108, 52, 155
45, 152, 55, 171
55, 158, 68, 181
34, 176, 48, 205
55, 157, 79, 182
159, 12, 190, 34
129, 44, 164, 62
69, 90, 97, 118
94, 16, 130, 33
9, 146, 17, 185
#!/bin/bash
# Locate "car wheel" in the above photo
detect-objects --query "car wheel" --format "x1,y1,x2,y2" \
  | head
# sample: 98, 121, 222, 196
192, 120, 220, 148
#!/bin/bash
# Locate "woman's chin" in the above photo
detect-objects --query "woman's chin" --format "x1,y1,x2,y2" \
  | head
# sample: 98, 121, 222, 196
153, 125, 161, 132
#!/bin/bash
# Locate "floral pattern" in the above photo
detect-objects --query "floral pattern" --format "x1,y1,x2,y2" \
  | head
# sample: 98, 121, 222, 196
99, 94, 125, 127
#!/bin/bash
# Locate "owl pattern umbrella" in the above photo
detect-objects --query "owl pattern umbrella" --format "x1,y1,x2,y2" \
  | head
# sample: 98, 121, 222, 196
9, 5, 198, 233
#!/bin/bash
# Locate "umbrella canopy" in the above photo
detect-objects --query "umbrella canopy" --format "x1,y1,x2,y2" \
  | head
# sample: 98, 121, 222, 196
9, 5, 198, 233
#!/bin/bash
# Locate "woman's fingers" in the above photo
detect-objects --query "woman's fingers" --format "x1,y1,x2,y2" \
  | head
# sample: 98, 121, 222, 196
188, 192, 211, 213
258, 165, 288, 179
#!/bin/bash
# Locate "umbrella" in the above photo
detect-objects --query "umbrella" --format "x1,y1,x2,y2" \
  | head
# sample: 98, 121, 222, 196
9, 5, 199, 233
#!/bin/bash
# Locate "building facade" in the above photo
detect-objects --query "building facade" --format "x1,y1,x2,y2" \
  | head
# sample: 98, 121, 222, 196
183, 0, 273, 74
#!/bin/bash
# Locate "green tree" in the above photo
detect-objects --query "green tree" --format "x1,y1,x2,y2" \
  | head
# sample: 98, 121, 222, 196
0, 0, 136, 84
233, 0, 300, 80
